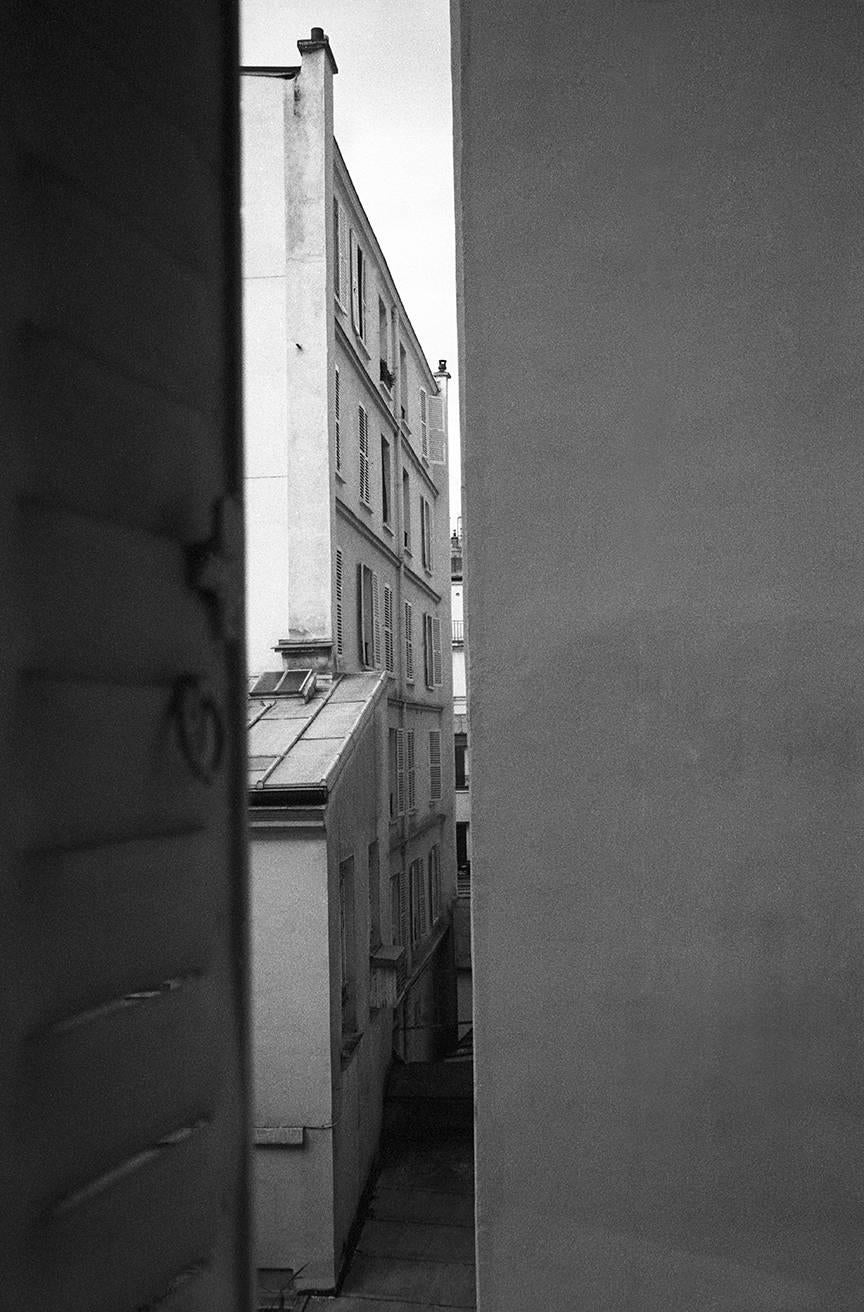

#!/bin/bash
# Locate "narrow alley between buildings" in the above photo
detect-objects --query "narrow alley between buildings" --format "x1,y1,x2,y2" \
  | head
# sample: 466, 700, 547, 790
264, 1057, 475, 1312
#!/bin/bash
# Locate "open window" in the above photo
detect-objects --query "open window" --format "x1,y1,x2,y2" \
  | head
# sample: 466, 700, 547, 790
357, 563, 380, 667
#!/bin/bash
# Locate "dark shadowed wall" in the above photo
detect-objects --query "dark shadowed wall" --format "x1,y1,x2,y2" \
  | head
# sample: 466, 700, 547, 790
453, 3, 864, 1308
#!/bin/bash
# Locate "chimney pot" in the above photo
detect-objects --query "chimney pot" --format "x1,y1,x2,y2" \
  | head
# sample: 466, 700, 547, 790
311, 26, 325, 41
438, 359, 447, 372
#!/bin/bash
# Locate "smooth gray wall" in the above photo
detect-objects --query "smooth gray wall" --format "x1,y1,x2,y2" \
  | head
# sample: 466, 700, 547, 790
453, 3, 864, 1309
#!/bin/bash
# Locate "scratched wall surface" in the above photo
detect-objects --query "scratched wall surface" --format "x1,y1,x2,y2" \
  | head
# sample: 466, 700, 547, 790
0, 2, 251, 1309
453, 3, 864, 1309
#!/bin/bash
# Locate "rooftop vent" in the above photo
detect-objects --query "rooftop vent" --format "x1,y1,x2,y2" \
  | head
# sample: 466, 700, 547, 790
250, 669, 317, 701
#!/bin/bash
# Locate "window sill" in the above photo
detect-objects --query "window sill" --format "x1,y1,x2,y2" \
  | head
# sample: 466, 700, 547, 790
334, 293, 348, 316
382, 521, 394, 536
359, 498, 373, 514
335, 467, 345, 484
355, 335, 371, 361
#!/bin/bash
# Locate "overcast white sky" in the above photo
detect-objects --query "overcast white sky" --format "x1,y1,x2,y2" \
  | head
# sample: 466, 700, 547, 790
242, 0, 462, 523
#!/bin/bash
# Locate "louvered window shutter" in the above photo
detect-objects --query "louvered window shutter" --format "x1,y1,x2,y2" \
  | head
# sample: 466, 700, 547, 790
357, 562, 367, 665
431, 845, 441, 921
359, 406, 370, 504
390, 876, 403, 949
420, 387, 428, 459
429, 730, 442, 801
410, 861, 418, 941
425, 499, 433, 570
404, 601, 414, 682
350, 228, 360, 332
424, 613, 434, 688
383, 585, 394, 674
406, 729, 416, 812
372, 572, 381, 667
338, 202, 349, 307
420, 496, 427, 567
359, 246, 367, 341
396, 728, 406, 816
400, 870, 409, 947
432, 616, 443, 686
335, 549, 344, 657
334, 367, 341, 471
410, 860, 422, 942
333, 198, 341, 300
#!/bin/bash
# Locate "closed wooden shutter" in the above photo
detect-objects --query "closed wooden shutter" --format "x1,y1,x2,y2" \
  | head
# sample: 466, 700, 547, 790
333, 198, 341, 300
420, 387, 428, 459
337, 201, 349, 307
429, 730, 442, 801
357, 562, 367, 665
383, 584, 394, 674
359, 245, 367, 341
396, 729, 406, 816
335, 548, 344, 657
404, 601, 414, 682
432, 616, 443, 687
372, 571, 381, 668
427, 392, 447, 465
425, 498, 434, 570
406, 729, 416, 813
334, 366, 341, 471
350, 228, 360, 332
359, 405, 370, 504
390, 872, 402, 947
424, 613, 434, 688
410, 857, 427, 941
430, 844, 441, 921
0, 4, 251, 1310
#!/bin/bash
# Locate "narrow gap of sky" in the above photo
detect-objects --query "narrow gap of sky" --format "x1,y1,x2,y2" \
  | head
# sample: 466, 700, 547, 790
242, 0, 462, 524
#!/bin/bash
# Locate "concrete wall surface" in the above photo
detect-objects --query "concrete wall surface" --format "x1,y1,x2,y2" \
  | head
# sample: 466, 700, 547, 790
453, 3, 864, 1309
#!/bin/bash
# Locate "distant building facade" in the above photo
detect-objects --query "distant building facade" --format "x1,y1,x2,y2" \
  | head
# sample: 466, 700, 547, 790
451, 525, 472, 1039
241, 27, 457, 1292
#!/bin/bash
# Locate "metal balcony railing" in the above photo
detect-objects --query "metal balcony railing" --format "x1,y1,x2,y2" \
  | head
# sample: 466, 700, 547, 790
456, 863, 471, 898
451, 619, 464, 644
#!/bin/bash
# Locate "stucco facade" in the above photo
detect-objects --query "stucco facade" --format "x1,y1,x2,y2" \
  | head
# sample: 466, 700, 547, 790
453, 2, 864, 1309
250, 673, 394, 1291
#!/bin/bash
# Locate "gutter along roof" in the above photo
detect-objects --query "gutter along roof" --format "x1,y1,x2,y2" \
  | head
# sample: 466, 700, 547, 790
247, 671, 386, 805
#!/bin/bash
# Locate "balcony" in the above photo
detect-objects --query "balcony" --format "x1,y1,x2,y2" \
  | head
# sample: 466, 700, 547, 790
457, 863, 471, 898
451, 619, 464, 645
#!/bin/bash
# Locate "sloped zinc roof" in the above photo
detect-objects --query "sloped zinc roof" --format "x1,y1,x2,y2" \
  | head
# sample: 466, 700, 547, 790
248, 671, 386, 795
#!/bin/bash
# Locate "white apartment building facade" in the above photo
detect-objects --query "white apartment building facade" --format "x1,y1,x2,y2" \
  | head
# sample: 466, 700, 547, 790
242, 30, 456, 1068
